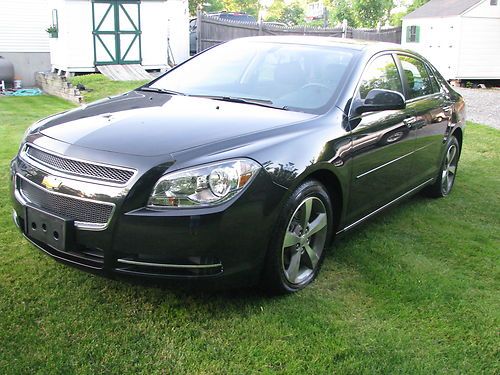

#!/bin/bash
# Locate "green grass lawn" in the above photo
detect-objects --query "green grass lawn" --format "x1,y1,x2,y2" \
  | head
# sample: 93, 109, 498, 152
0, 94, 498, 374
69, 74, 149, 102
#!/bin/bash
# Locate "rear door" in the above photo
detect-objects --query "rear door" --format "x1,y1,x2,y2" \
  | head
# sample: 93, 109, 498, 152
396, 54, 451, 186
346, 53, 416, 223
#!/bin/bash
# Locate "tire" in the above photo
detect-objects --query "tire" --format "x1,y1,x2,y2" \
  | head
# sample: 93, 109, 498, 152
424, 136, 461, 198
262, 180, 333, 294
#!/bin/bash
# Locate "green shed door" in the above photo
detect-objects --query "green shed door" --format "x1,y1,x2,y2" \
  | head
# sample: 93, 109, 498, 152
92, 0, 142, 65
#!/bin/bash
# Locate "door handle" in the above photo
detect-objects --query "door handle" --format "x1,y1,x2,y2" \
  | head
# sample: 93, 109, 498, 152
404, 116, 417, 128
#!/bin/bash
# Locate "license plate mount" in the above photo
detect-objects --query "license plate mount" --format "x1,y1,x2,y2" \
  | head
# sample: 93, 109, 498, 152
25, 205, 74, 252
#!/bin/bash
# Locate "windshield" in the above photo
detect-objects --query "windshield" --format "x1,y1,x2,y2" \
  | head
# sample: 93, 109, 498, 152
150, 40, 356, 113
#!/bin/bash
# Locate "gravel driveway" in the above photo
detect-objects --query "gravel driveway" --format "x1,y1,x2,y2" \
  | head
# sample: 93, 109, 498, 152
454, 87, 500, 129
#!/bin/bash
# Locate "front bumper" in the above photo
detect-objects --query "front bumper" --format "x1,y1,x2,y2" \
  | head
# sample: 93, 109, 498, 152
10, 152, 286, 287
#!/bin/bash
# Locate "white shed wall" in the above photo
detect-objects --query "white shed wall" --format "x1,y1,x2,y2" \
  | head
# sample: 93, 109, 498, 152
64, 0, 95, 70
456, 0, 500, 78
141, 0, 189, 68
402, 17, 462, 80
456, 17, 500, 79
0, 0, 51, 53
166, 0, 189, 65
49, 0, 95, 71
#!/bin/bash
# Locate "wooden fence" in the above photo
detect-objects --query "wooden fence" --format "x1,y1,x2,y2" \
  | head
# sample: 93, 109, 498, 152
195, 14, 402, 53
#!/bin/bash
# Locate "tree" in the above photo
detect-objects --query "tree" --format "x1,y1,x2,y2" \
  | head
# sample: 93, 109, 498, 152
283, 2, 306, 25
188, 0, 260, 17
352, 0, 392, 28
265, 0, 305, 26
188, 0, 223, 16
406, 0, 430, 13
389, 11, 405, 26
390, 0, 430, 26
220, 0, 261, 18
325, 0, 394, 28
327, 0, 358, 27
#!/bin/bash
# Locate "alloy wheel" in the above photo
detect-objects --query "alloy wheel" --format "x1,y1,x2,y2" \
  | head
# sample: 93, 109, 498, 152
441, 144, 458, 194
281, 196, 328, 285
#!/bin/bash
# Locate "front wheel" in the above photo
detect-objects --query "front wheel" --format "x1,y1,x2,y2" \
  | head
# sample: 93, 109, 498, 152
425, 136, 460, 198
262, 180, 333, 294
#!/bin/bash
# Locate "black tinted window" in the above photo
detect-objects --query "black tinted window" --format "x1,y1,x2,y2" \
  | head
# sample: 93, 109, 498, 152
358, 55, 403, 99
399, 55, 435, 99
425, 65, 441, 93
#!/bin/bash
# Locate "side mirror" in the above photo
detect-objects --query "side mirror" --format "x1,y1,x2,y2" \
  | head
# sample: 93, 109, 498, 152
351, 89, 406, 115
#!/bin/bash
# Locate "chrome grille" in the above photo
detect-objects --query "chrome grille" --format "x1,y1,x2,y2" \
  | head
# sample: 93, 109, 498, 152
20, 179, 114, 225
25, 146, 134, 184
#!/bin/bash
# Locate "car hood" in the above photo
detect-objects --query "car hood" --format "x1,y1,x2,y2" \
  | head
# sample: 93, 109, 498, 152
38, 91, 315, 157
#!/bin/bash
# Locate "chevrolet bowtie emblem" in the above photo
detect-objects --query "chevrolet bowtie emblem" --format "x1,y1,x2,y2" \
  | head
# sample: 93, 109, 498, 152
41, 175, 63, 191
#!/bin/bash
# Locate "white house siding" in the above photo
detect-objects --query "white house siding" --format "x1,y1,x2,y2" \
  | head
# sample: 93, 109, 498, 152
402, 17, 462, 80
0, 0, 52, 86
0, 0, 51, 53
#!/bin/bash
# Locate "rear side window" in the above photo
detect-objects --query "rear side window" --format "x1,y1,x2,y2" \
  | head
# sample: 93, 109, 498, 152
358, 54, 403, 99
398, 55, 435, 99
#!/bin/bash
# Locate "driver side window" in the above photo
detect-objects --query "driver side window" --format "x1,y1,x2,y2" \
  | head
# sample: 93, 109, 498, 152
358, 55, 403, 99
398, 55, 435, 99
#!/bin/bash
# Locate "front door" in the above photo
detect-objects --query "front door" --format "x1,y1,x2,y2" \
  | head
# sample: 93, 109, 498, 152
346, 53, 416, 223
92, 0, 142, 65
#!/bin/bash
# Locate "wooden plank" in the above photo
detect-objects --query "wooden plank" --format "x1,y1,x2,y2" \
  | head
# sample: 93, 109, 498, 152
97, 64, 152, 81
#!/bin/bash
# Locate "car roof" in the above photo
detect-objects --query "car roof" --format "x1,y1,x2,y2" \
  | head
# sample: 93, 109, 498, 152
235, 35, 404, 53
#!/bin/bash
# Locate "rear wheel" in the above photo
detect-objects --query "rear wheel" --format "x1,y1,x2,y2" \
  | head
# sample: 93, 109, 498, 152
425, 136, 460, 198
262, 180, 333, 294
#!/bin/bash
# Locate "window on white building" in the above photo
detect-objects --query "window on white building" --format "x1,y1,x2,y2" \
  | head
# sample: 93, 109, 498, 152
406, 25, 420, 43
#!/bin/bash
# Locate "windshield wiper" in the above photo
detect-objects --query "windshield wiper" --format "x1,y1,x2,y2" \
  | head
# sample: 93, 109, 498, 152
188, 95, 288, 110
139, 87, 186, 96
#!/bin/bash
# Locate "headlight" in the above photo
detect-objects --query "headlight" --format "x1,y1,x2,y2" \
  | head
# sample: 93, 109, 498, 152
148, 159, 261, 208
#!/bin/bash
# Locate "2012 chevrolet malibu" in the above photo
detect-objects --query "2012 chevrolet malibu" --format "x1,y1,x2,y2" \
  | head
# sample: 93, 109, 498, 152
11, 37, 465, 293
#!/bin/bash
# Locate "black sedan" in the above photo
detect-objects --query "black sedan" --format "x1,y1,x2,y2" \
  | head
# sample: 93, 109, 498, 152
10, 37, 465, 293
